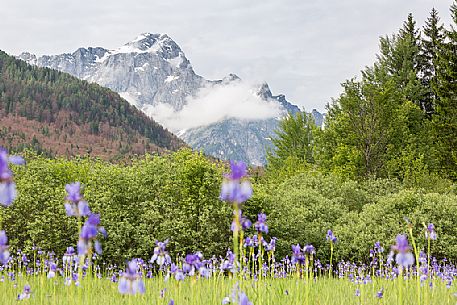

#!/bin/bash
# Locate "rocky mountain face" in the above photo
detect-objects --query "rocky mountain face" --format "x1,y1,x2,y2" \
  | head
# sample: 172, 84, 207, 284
19, 33, 324, 165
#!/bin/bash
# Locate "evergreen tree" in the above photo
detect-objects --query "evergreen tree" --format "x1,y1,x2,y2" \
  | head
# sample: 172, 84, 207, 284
376, 13, 426, 110
421, 8, 445, 114
433, 1, 457, 178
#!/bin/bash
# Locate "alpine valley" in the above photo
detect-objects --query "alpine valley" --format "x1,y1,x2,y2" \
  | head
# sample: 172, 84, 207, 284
18, 33, 324, 165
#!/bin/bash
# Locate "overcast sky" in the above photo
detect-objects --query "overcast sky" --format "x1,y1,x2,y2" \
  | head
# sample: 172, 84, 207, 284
0, 0, 454, 111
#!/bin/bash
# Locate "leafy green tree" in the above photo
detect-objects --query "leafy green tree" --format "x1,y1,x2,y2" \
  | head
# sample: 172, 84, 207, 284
267, 111, 316, 169
318, 66, 400, 179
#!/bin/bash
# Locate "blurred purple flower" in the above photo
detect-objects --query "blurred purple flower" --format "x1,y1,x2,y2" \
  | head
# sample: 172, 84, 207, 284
183, 253, 203, 276
226, 161, 248, 180
64, 182, 91, 217
254, 213, 268, 234
220, 161, 252, 203
63, 246, 76, 266
264, 237, 277, 252
150, 240, 171, 266
77, 214, 106, 256
425, 223, 437, 240
220, 180, 253, 203
303, 244, 316, 255
376, 288, 384, 299
0, 147, 25, 206
175, 270, 185, 281
374, 242, 384, 253
291, 244, 305, 265
230, 283, 253, 305
0, 230, 9, 265
392, 234, 414, 268
118, 260, 145, 295
231, 211, 252, 232
17, 284, 31, 300
326, 230, 337, 243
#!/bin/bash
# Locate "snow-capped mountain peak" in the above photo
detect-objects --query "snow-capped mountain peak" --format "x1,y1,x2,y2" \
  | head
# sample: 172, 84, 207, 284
18, 33, 323, 165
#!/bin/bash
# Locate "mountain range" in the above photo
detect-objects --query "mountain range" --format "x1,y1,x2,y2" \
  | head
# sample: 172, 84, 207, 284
18, 33, 324, 165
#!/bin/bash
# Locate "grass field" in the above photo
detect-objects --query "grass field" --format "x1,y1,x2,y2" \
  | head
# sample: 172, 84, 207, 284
1, 272, 456, 304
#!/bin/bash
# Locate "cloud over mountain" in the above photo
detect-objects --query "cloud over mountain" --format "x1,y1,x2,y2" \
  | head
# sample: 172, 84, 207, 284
143, 81, 282, 131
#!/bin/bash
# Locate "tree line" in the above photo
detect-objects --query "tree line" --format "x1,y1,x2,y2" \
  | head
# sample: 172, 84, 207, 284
269, 4, 457, 183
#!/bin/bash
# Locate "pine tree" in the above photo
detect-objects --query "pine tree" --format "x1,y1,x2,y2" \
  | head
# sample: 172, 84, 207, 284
433, 2, 457, 178
421, 8, 445, 114
376, 13, 426, 109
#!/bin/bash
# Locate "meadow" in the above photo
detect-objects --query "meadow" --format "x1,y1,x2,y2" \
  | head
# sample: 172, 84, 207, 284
0, 149, 457, 304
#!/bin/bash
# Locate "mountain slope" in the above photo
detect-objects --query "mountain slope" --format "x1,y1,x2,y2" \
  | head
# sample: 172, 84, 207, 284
0, 50, 185, 159
19, 33, 323, 165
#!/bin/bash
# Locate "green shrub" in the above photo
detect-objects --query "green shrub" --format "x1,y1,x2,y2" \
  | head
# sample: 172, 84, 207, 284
1, 149, 231, 263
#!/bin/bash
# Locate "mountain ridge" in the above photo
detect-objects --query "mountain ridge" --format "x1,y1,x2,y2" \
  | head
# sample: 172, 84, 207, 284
18, 33, 323, 165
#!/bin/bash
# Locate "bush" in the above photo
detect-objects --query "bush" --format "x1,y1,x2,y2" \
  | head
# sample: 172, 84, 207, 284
1, 149, 232, 263
335, 190, 457, 262
265, 175, 348, 260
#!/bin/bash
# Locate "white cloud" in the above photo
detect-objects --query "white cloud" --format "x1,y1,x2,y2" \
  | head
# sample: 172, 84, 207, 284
143, 81, 282, 131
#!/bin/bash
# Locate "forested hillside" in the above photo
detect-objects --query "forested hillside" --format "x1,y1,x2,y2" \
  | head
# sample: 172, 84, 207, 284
0, 51, 185, 160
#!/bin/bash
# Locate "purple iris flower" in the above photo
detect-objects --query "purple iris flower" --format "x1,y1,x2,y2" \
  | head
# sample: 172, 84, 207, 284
118, 260, 145, 295
231, 211, 252, 232
64, 182, 91, 217
63, 247, 76, 265
47, 262, 57, 278
392, 235, 414, 268
17, 284, 31, 300
150, 240, 171, 266
238, 292, 253, 305
225, 161, 248, 180
376, 288, 384, 299
220, 180, 253, 203
254, 213, 268, 234
326, 230, 337, 243
77, 214, 106, 256
425, 223, 437, 240
221, 250, 235, 271
220, 161, 252, 203
374, 242, 384, 253
291, 244, 305, 265
264, 237, 277, 252
303, 244, 316, 255
183, 253, 203, 276
230, 284, 253, 305
0, 147, 25, 206
0, 230, 10, 265
244, 236, 254, 248
174, 270, 185, 281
